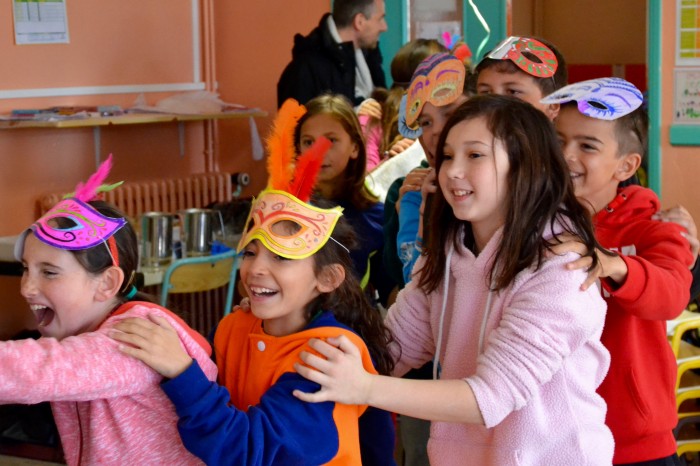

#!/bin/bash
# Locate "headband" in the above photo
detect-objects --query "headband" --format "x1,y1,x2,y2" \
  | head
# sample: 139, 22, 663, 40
540, 77, 643, 120
237, 99, 345, 259
486, 36, 558, 78
398, 53, 466, 138
14, 155, 126, 264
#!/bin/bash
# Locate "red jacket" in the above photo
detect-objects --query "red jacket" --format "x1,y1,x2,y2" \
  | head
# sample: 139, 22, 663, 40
595, 186, 693, 463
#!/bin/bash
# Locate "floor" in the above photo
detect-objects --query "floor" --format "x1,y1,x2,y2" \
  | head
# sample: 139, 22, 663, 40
0, 456, 64, 466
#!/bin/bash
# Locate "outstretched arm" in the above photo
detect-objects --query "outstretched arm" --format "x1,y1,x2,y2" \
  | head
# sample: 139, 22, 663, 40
293, 335, 484, 425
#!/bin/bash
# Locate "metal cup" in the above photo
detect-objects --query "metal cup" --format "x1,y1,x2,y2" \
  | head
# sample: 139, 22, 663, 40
140, 212, 174, 269
179, 208, 215, 257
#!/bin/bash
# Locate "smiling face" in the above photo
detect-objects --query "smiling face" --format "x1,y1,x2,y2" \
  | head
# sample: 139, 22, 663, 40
417, 96, 469, 166
20, 233, 109, 340
439, 116, 510, 251
240, 239, 333, 336
555, 105, 636, 213
476, 67, 558, 120
299, 113, 359, 192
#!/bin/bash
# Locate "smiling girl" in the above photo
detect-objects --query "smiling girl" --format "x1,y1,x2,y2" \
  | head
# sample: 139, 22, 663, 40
0, 156, 216, 466
296, 94, 395, 306
294, 95, 615, 465
111, 100, 396, 466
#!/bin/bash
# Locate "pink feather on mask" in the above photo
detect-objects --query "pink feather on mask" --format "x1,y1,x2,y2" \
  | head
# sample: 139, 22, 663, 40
74, 154, 114, 202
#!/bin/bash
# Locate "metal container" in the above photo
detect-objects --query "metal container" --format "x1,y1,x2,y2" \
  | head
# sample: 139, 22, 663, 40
140, 212, 174, 268
179, 208, 216, 257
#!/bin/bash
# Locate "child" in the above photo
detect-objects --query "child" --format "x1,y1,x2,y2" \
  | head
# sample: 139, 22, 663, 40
390, 52, 470, 287
111, 100, 397, 465
544, 77, 694, 465
357, 38, 447, 171
294, 94, 614, 465
0, 155, 217, 465
475, 35, 567, 120
296, 93, 395, 305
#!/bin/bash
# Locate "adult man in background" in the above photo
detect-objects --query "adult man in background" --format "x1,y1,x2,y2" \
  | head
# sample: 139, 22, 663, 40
277, 0, 387, 108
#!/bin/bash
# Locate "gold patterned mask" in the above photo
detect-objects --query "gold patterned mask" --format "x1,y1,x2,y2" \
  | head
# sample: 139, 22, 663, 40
237, 189, 343, 259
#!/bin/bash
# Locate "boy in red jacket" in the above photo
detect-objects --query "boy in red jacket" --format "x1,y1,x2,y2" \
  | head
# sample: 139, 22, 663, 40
547, 77, 694, 465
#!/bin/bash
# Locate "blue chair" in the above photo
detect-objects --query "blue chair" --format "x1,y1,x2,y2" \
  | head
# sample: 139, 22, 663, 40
159, 249, 240, 318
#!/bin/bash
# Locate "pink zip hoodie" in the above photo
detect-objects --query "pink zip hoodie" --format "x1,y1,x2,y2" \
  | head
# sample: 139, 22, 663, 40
387, 226, 614, 465
0, 302, 217, 465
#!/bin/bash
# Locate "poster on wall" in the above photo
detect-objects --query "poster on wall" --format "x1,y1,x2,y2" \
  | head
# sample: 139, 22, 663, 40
13, 0, 69, 45
678, 0, 700, 65
674, 68, 700, 123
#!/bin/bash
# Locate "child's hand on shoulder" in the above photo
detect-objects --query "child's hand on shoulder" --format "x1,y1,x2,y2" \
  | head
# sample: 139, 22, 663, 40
653, 205, 700, 264
293, 336, 373, 406
549, 233, 628, 291
110, 315, 192, 379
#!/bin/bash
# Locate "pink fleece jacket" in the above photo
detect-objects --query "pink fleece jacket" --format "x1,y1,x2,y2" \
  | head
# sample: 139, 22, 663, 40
387, 227, 614, 465
0, 302, 217, 466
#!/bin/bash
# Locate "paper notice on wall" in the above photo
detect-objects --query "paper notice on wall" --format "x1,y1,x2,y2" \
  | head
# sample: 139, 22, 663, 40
674, 68, 700, 123
13, 0, 69, 45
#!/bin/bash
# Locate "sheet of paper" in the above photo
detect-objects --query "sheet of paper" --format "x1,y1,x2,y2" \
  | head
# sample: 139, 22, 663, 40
13, 0, 69, 45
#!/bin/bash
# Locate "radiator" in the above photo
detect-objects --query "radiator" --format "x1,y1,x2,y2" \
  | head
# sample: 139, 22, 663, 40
37, 172, 236, 337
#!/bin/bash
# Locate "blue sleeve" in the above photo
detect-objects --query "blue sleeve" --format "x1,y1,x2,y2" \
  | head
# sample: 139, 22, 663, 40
359, 407, 397, 466
397, 191, 422, 284
162, 361, 338, 466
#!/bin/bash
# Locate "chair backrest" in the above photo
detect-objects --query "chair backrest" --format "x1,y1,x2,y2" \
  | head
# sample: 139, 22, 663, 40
160, 249, 239, 318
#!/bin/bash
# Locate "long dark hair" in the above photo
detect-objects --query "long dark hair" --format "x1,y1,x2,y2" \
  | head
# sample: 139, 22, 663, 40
68, 200, 154, 304
419, 94, 599, 293
305, 200, 394, 375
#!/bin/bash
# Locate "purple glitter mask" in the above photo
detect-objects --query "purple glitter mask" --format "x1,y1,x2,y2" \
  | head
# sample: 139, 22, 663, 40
540, 77, 643, 121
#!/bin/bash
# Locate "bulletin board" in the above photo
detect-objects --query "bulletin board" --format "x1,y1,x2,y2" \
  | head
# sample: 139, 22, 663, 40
0, 0, 202, 99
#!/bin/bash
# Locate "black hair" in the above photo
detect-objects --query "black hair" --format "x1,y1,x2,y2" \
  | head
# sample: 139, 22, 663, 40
332, 0, 376, 29
305, 198, 394, 375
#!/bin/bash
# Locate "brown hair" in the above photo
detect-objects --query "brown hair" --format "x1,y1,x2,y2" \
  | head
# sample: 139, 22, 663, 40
295, 94, 377, 209
475, 37, 568, 96
419, 94, 599, 293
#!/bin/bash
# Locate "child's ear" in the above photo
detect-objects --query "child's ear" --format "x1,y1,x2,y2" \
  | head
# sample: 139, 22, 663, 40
544, 102, 560, 121
350, 141, 359, 160
96, 266, 125, 302
614, 152, 642, 182
317, 264, 345, 293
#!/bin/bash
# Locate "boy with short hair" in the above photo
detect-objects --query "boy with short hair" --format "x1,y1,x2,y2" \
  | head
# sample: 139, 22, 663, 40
547, 77, 694, 465
475, 36, 567, 120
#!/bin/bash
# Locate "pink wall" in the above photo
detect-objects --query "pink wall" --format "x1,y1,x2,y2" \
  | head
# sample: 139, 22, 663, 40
661, 3, 700, 224
212, 0, 330, 196
0, 0, 329, 338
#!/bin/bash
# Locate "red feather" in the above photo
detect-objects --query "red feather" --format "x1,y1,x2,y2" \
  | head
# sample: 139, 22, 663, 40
266, 99, 306, 191
289, 137, 331, 201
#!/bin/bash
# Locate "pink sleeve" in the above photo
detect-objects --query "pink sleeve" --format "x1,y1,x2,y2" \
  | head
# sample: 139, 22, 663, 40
359, 114, 383, 172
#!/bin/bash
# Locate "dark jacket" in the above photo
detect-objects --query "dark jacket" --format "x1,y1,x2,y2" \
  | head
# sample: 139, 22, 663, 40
277, 13, 386, 108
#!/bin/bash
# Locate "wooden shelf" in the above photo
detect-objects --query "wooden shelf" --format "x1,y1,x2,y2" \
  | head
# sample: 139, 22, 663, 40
0, 108, 267, 130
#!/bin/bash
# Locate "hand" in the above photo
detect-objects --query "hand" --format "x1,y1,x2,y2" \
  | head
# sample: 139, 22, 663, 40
293, 336, 373, 406
235, 297, 251, 313
110, 315, 192, 379
653, 205, 700, 264
387, 138, 415, 158
396, 168, 432, 213
548, 233, 627, 290
357, 98, 382, 120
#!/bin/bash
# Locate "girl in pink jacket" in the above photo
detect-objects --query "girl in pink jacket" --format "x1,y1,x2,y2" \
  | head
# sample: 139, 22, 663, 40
0, 156, 217, 465
295, 95, 614, 465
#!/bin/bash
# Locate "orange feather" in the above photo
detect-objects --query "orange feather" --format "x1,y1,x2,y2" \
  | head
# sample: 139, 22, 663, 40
266, 99, 306, 191
289, 137, 331, 202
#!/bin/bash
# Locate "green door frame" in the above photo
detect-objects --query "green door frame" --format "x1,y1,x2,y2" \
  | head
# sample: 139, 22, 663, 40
647, 0, 662, 195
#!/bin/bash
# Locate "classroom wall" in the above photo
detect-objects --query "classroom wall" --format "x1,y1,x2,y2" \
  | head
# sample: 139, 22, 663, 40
661, 3, 700, 223
0, 0, 329, 339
